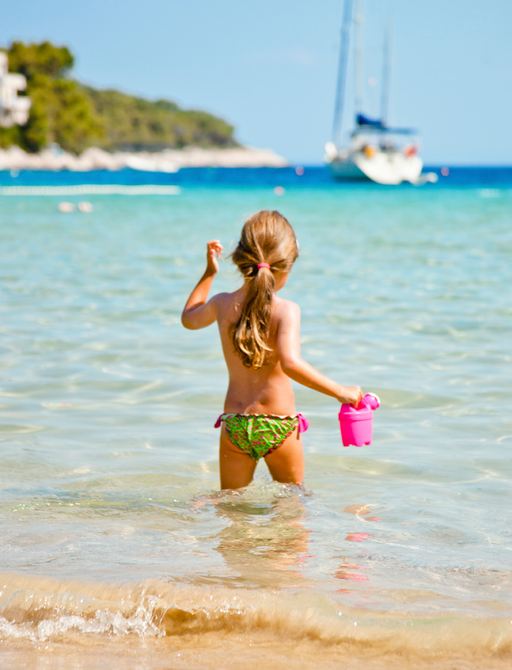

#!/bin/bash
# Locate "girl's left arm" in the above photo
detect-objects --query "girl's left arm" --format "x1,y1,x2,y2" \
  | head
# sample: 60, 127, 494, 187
181, 240, 223, 330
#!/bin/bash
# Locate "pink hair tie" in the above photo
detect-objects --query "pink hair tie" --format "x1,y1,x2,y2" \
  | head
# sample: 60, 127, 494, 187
257, 262, 270, 270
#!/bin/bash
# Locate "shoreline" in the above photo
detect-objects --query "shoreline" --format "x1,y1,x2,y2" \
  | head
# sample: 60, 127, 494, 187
0, 145, 288, 172
0, 570, 510, 669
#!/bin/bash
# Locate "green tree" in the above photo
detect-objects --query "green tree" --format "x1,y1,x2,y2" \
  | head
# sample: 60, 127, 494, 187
8, 41, 73, 79
0, 42, 104, 153
0, 40, 237, 154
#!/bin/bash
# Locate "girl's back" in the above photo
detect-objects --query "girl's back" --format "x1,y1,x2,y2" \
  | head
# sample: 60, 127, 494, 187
214, 288, 296, 416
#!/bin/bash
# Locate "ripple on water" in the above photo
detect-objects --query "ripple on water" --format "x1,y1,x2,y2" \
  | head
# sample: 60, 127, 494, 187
0, 423, 45, 435
1, 183, 512, 626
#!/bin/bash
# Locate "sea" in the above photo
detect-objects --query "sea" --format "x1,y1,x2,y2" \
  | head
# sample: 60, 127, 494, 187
0, 165, 511, 669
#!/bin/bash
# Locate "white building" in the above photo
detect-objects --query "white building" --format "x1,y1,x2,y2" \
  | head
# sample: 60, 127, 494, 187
0, 51, 31, 127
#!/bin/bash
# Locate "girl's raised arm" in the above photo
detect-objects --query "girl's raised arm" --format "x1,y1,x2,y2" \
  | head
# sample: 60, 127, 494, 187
276, 301, 362, 406
181, 241, 223, 330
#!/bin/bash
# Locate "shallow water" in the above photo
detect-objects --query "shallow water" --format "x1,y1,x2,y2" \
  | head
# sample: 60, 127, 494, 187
0, 167, 511, 666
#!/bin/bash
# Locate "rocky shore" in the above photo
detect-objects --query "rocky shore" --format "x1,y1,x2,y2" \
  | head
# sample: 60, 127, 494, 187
0, 145, 288, 172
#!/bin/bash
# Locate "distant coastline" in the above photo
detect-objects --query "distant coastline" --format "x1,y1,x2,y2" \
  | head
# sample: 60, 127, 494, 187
1, 41, 289, 171
0, 145, 288, 172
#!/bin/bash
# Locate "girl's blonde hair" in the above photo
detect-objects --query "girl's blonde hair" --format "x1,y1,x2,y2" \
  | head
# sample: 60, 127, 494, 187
231, 210, 298, 368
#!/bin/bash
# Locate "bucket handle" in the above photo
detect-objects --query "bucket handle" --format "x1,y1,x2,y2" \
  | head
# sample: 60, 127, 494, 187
358, 393, 380, 410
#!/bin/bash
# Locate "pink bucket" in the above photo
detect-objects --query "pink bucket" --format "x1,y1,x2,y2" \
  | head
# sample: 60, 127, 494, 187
338, 393, 380, 447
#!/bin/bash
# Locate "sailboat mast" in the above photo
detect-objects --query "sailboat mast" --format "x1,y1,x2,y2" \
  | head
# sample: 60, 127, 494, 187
380, 20, 392, 125
331, 0, 353, 147
354, 0, 364, 115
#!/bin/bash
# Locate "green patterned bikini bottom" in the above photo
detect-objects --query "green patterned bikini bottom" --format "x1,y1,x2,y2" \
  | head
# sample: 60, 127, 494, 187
214, 413, 309, 460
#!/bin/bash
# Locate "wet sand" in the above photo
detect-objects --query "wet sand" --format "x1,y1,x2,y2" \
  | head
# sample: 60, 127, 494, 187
2, 634, 511, 670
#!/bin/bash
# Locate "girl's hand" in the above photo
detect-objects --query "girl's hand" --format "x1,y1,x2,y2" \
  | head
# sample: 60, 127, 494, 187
206, 240, 223, 275
338, 386, 363, 407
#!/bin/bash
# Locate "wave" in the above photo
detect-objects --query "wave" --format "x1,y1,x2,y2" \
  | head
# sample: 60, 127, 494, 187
0, 572, 510, 662
0, 185, 180, 196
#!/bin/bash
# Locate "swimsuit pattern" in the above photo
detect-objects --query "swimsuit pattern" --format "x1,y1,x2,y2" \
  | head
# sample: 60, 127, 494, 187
214, 413, 309, 460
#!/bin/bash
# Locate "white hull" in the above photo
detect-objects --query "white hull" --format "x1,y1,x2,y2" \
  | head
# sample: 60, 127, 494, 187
327, 148, 423, 185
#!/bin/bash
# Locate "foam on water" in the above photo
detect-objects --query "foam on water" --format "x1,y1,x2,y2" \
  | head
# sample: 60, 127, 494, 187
0, 185, 180, 196
0, 572, 511, 663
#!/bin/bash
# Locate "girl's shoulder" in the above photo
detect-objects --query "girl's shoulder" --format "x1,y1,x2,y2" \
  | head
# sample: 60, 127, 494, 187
273, 295, 300, 321
211, 290, 239, 307
210, 290, 243, 319
210, 291, 230, 303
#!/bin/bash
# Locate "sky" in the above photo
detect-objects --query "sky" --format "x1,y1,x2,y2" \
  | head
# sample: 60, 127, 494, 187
3, 0, 512, 164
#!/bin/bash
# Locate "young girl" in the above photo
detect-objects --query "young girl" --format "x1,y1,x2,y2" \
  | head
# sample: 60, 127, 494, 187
181, 210, 362, 490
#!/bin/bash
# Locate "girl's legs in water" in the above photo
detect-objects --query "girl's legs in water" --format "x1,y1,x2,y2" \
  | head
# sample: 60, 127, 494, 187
219, 428, 257, 489
219, 428, 304, 490
264, 433, 304, 485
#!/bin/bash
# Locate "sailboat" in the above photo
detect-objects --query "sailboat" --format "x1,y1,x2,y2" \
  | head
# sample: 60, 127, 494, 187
325, 0, 428, 185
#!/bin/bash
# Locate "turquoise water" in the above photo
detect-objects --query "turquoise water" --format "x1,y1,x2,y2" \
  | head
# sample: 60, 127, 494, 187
0, 172, 511, 663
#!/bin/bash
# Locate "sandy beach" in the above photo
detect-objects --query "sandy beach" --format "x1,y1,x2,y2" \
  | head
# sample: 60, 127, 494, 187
1, 572, 510, 670
2, 630, 511, 670
0, 145, 288, 172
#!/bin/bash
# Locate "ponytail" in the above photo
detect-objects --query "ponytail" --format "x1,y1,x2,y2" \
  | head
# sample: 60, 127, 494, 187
231, 210, 298, 369
232, 266, 274, 368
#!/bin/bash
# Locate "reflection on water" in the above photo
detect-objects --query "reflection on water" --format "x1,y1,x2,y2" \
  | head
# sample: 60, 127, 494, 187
334, 503, 380, 588
212, 488, 311, 588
